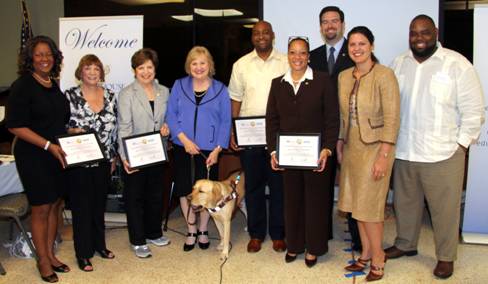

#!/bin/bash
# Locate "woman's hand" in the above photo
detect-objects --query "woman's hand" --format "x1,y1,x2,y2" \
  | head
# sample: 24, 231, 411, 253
179, 134, 200, 155
67, 128, 85, 134
160, 123, 170, 136
270, 152, 284, 171
122, 159, 139, 174
229, 131, 243, 152
206, 146, 221, 167
372, 143, 392, 181
336, 140, 344, 164
47, 143, 67, 169
314, 149, 330, 172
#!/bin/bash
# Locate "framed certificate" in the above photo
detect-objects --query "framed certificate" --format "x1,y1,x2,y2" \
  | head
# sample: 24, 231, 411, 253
122, 131, 168, 170
277, 133, 321, 170
56, 132, 105, 167
233, 116, 266, 147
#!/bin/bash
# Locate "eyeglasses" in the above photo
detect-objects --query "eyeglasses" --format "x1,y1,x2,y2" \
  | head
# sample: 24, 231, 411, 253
288, 36, 309, 43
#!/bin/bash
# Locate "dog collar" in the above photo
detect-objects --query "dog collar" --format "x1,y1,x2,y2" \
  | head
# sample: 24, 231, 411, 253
208, 190, 238, 213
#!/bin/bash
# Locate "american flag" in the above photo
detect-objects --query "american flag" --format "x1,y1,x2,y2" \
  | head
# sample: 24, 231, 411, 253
20, 0, 33, 52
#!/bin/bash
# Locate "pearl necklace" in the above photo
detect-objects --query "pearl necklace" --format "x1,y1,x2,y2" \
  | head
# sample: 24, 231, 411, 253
32, 72, 51, 84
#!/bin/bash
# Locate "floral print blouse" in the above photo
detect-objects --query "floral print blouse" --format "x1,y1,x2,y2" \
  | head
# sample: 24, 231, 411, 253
65, 86, 117, 161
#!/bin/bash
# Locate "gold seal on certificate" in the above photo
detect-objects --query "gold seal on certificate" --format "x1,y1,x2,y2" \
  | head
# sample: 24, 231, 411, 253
233, 116, 266, 147
277, 133, 321, 169
57, 132, 105, 167
122, 131, 168, 170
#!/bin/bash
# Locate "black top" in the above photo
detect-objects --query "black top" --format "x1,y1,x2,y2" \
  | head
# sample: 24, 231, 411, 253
6, 74, 70, 147
194, 91, 206, 105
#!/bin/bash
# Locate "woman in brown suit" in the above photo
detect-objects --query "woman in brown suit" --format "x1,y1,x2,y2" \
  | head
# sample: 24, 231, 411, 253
337, 26, 400, 281
266, 37, 339, 267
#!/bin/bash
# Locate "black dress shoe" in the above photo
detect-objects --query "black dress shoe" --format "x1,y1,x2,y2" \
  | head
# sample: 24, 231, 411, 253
285, 253, 297, 263
77, 258, 93, 272
197, 231, 210, 250
51, 263, 70, 273
184, 232, 197, 251
305, 255, 317, 268
96, 249, 115, 259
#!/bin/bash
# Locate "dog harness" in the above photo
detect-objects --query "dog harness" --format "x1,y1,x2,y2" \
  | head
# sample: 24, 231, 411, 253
207, 173, 241, 213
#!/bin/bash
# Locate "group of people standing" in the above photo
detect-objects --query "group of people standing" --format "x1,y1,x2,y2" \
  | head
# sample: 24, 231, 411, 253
4, 4, 484, 283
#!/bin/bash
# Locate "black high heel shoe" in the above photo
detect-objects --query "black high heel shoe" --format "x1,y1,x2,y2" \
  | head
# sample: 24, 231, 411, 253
285, 253, 297, 263
77, 258, 93, 272
183, 232, 197, 251
197, 230, 210, 250
51, 263, 70, 273
96, 249, 115, 259
305, 254, 317, 268
37, 263, 58, 283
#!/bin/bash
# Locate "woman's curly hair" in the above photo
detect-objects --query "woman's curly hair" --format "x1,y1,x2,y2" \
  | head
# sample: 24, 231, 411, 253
17, 35, 64, 78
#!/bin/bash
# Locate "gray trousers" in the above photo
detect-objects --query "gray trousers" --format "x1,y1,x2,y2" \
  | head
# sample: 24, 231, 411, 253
392, 147, 466, 261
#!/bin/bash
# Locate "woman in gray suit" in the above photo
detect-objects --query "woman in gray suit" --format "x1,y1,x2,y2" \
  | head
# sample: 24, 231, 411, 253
117, 48, 171, 258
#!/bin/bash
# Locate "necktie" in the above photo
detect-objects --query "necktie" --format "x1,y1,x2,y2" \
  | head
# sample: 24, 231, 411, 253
327, 46, 335, 74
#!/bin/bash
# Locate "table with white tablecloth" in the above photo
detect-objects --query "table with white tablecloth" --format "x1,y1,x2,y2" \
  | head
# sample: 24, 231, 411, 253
0, 155, 23, 197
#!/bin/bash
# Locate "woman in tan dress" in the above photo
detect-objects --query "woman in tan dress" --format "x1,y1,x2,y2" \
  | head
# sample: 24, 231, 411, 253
337, 26, 400, 281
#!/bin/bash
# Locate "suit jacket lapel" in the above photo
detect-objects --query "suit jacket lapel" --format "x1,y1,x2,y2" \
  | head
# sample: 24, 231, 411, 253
333, 39, 350, 75
133, 81, 154, 118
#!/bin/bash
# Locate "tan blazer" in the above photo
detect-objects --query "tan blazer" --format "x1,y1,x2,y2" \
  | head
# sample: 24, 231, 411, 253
338, 64, 400, 144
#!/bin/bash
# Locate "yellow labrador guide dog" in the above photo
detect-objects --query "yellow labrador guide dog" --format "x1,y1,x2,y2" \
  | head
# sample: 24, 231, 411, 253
189, 171, 245, 260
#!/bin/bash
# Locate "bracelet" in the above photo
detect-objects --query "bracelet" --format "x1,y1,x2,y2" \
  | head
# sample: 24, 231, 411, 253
44, 140, 51, 151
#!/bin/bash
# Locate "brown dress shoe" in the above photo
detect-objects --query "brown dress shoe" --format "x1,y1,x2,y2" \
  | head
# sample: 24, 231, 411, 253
384, 245, 418, 259
247, 239, 262, 253
272, 240, 287, 252
433, 261, 453, 279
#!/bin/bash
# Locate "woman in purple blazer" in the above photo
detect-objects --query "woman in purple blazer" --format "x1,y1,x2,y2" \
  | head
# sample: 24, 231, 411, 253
166, 46, 231, 252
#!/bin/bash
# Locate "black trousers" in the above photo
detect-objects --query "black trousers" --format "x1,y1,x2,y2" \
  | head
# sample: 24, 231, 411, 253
241, 148, 284, 240
123, 164, 166, 245
283, 169, 331, 256
69, 162, 110, 258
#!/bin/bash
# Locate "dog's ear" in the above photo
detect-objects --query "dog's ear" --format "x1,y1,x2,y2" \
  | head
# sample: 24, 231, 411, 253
212, 182, 223, 203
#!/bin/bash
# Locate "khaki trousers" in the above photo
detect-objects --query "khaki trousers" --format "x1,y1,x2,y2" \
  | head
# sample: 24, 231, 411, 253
392, 147, 466, 261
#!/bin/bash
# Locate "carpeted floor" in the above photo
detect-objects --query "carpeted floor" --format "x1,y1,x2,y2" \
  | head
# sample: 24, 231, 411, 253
1, 206, 487, 284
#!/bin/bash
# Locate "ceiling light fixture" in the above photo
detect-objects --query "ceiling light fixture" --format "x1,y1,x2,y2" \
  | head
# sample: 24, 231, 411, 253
110, 0, 184, 5
171, 15, 193, 22
194, 8, 243, 17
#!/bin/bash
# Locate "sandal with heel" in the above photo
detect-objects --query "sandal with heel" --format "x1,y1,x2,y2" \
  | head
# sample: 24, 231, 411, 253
345, 257, 371, 272
366, 255, 387, 282
183, 232, 197, 251
197, 230, 210, 250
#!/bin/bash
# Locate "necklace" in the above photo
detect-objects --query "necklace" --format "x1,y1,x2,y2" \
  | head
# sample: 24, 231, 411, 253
194, 89, 208, 98
32, 72, 51, 84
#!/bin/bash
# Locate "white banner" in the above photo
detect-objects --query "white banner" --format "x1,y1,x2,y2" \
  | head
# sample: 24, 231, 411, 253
59, 16, 143, 93
463, 4, 488, 244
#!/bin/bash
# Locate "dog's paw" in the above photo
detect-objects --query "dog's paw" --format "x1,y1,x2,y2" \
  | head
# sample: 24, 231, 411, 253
220, 252, 229, 261
216, 243, 224, 250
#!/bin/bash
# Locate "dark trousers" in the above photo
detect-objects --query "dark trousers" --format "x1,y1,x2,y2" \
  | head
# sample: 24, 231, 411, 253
69, 162, 110, 258
283, 169, 331, 256
241, 148, 284, 240
123, 164, 165, 245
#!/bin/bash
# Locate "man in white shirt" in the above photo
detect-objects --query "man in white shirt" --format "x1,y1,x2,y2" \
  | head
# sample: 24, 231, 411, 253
385, 14, 485, 279
228, 21, 288, 253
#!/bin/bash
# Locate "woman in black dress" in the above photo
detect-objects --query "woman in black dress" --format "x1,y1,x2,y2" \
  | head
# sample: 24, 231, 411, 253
6, 36, 70, 283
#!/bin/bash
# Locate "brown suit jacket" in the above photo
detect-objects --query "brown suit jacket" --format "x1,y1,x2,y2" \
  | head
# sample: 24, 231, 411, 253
338, 64, 400, 144
266, 70, 339, 153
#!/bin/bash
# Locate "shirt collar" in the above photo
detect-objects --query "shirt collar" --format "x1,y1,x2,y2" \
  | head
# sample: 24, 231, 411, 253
326, 37, 345, 52
250, 48, 280, 62
281, 66, 314, 85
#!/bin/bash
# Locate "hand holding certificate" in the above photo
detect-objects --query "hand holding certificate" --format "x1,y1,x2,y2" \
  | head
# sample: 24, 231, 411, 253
277, 133, 321, 170
122, 131, 168, 170
233, 116, 266, 147
57, 132, 105, 167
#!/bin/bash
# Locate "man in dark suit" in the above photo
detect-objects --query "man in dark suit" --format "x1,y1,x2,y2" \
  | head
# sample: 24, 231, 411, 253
309, 6, 360, 251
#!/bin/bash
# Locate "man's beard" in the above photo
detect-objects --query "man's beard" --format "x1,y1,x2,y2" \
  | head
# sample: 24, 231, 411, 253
410, 43, 437, 59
